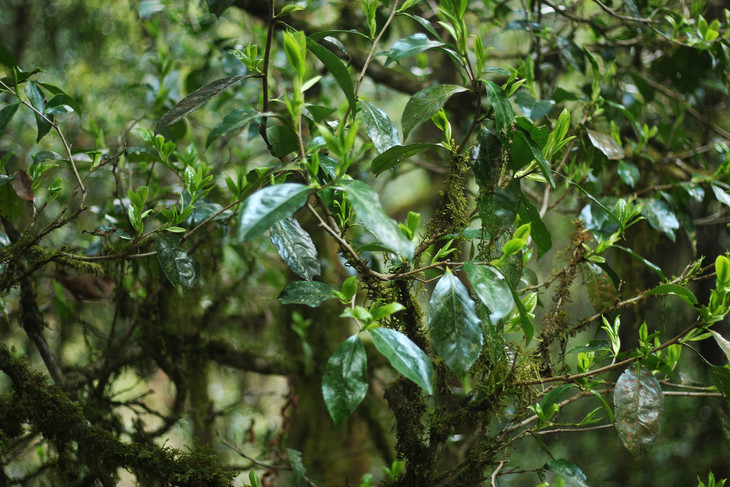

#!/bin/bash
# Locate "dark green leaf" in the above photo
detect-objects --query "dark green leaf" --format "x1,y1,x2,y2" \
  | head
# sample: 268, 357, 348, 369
515, 91, 554, 121
513, 127, 556, 188
25, 80, 52, 142
587, 130, 624, 160
371, 143, 439, 174
402, 85, 466, 141
427, 270, 483, 379
518, 191, 552, 258
338, 180, 414, 259
582, 262, 617, 313
484, 81, 515, 129
614, 364, 664, 458
463, 262, 513, 324
647, 283, 697, 306
618, 160, 640, 187
45, 93, 78, 116
206, 109, 266, 148
385, 33, 445, 67
545, 459, 589, 487
207, 0, 234, 17
370, 327, 433, 395
557, 36, 586, 72
155, 75, 253, 133
278, 280, 336, 307
360, 100, 401, 153
156, 234, 200, 291
306, 38, 356, 117
270, 217, 321, 281
479, 180, 520, 239
614, 245, 665, 280
640, 198, 679, 241
541, 384, 574, 412
322, 335, 368, 426
0, 103, 19, 137
710, 365, 730, 404
237, 183, 310, 242
304, 104, 337, 123
267, 125, 299, 158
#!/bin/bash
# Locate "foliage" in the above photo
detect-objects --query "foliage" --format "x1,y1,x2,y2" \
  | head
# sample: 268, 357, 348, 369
1, 0, 730, 485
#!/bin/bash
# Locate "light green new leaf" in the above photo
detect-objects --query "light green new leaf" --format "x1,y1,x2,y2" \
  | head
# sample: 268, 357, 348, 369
338, 180, 414, 259
647, 283, 697, 307
614, 364, 664, 458
360, 100, 401, 153
545, 459, 589, 487
237, 183, 311, 242
484, 81, 515, 130
428, 270, 483, 379
463, 262, 513, 324
306, 38, 356, 117
402, 85, 466, 141
371, 143, 439, 174
322, 335, 368, 426
385, 33, 445, 67
278, 281, 336, 307
156, 234, 200, 291
270, 217, 320, 280
370, 327, 433, 395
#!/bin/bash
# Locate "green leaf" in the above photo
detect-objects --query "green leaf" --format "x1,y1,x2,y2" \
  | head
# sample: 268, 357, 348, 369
647, 283, 698, 307
32, 151, 65, 163
587, 129, 624, 160
206, 109, 266, 148
371, 143, 439, 174
402, 85, 466, 141
545, 459, 589, 487
338, 180, 414, 259
640, 199, 679, 241
322, 335, 368, 426
266, 124, 299, 158
278, 280, 336, 307
618, 160, 640, 187
360, 100, 401, 153
614, 364, 664, 458
484, 81, 515, 129
518, 192, 552, 258
515, 91, 554, 121
156, 234, 200, 291
0, 103, 19, 137
237, 183, 311, 242
510, 286, 535, 344
306, 38, 356, 117
207, 0, 234, 17
513, 127, 555, 187
45, 93, 78, 116
711, 183, 730, 208
270, 217, 320, 281
563, 175, 622, 230
710, 365, 730, 404
709, 330, 730, 364
582, 262, 617, 313
370, 327, 433, 395
427, 270, 483, 379
25, 80, 52, 142
614, 245, 665, 280
463, 262, 513, 324
155, 75, 253, 133
384, 33, 445, 67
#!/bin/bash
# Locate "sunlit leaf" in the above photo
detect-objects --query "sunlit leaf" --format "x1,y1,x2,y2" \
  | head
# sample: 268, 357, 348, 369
237, 183, 311, 242
278, 281, 336, 307
428, 270, 483, 379
614, 364, 664, 458
156, 234, 200, 291
402, 85, 466, 141
463, 262, 513, 324
370, 327, 433, 395
270, 217, 320, 280
360, 100, 401, 153
322, 335, 368, 426
384, 33, 445, 67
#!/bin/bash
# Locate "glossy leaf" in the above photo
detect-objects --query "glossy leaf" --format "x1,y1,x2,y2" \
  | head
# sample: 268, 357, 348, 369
322, 335, 368, 426
270, 217, 321, 280
206, 109, 267, 148
545, 459, 589, 487
709, 330, 730, 364
614, 364, 664, 458
370, 327, 433, 395
428, 270, 483, 379
515, 91, 554, 121
306, 38, 356, 116
338, 180, 414, 259
484, 81, 515, 129
463, 262, 513, 324
518, 192, 552, 258
711, 183, 730, 208
402, 85, 466, 141
237, 183, 311, 242
266, 125, 299, 158
384, 33, 445, 67
587, 129, 624, 160
278, 281, 335, 307
0, 103, 19, 137
360, 100, 400, 153
647, 283, 697, 307
641, 198, 679, 241
25, 80, 51, 142
618, 160, 640, 187
155, 75, 253, 133
582, 262, 617, 313
156, 234, 200, 291
371, 143, 439, 174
